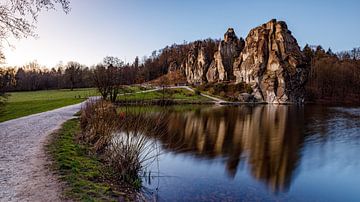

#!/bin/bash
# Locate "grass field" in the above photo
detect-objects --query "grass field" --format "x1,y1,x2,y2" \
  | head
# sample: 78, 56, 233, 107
0, 88, 98, 122
117, 88, 210, 102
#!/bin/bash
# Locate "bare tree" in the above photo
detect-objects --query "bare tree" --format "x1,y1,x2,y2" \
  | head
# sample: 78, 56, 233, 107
65, 61, 82, 91
103, 56, 123, 67
0, 0, 70, 61
0, 67, 15, 112
93, 63, 123, 102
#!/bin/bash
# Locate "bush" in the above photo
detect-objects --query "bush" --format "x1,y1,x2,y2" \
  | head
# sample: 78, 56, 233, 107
245, 84, 253, 94
163, 88, 176, 95
194, 89, 201, 95
219, 91, 226, 97
208, 87, 215, 94
214, 83, 227, 93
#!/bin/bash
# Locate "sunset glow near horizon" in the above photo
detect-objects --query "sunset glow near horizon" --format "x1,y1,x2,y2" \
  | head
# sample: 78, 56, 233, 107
2, 0, 360, 68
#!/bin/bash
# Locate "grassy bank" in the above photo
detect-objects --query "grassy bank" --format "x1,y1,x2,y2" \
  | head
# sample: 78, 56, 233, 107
195, 82, 253, 101
47, 118, 128, 201
118, 88, 210, 102
0, 88, 98, 122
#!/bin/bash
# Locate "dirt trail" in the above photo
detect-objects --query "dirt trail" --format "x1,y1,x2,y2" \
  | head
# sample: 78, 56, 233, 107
0, 101, 90, 202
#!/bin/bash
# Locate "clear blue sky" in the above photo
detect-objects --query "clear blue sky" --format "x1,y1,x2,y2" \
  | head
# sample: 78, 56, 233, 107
3, 0, 360, 67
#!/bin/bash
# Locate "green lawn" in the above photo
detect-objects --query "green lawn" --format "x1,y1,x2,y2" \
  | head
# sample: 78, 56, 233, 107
117, 88, 210, 102
119, 85, 152, 93
0, 88, 98, 122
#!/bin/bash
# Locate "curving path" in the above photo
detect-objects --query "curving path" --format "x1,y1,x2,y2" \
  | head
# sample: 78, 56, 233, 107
163, 85, 227, 103
119, 85, 227, 104
0, 99, 95, 202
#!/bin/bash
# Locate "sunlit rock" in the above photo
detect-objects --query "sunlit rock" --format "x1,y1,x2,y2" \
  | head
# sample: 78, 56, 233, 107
233, 19, 309, 103
206, 28, 245, 82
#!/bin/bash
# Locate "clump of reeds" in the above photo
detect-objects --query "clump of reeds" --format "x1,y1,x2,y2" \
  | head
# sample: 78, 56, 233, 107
105, 132, 155, 185
104, 108, 168, 186
79, 101, 169, 189
79, 99, 119, 153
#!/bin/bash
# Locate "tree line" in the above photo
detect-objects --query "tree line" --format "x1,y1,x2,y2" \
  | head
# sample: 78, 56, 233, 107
0, 39, 219, 90
0, 61, 92, 92
304, 45, 360, 104
1, 42, 360, 104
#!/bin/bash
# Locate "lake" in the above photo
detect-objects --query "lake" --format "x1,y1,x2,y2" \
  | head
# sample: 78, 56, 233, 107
131, 105, 360, 201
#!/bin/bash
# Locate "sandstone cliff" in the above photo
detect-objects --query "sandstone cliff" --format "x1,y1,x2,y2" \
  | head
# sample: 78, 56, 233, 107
233, 19, 308, 103
178, 19, 309, 103
206, 28, 245, 82
184, 41, 210, 84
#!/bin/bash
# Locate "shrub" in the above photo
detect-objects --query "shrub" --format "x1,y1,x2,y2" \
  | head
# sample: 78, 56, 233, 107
233, 91, 240, 98
219, 91, 226, 97
163, 88, 176, 95
235, 83, 246, 91
139, 86, 148, 91
208, 87, 215, 95
194, 89, 201, 95
245, 84, 253, 94
214, 83, 227, 93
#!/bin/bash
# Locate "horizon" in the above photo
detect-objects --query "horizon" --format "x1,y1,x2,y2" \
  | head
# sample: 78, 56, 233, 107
2, 0, 360, 68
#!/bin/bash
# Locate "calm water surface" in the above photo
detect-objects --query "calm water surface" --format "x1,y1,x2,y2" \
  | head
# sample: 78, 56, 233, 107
136, 105, 360, 201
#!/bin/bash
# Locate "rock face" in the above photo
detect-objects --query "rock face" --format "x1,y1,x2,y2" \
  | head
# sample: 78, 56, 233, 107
168, 60, 186, 76
168, 61, 179, 72
184, 41, 210, 84
206, 28, 245, 82
233, 19, 308, 103
181, 19, 309, 103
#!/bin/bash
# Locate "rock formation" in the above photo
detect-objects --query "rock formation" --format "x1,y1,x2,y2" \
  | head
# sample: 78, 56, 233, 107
206, 28, 245, 82
180, 19, 309, 103
233, 19, 309, 103
184, 41, 210, 84
168, 61, 179, 72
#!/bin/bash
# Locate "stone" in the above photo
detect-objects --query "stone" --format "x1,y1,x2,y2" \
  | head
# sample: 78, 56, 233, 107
206, 28, 245, 82
179, 19, 309, 103
168, 61, 179, 72
233, 19, 309, 103
184, 41, 210, 84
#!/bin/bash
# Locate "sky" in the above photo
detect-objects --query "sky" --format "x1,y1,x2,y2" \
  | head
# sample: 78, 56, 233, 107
2, 0, 360, 68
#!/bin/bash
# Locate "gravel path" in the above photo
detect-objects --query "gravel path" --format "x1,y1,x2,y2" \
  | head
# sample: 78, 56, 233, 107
0, 100, 90, 202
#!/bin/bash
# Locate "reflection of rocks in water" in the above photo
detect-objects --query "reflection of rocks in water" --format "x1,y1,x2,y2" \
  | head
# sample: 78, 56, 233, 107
155, 105, 305, 192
